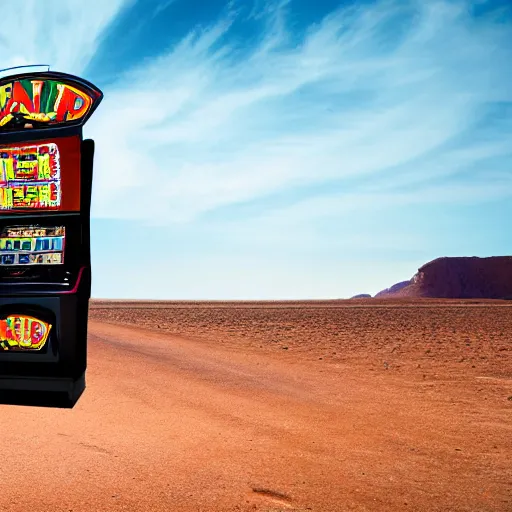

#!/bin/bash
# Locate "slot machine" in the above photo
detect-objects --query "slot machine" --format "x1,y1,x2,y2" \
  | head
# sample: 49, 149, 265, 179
0, 70, 103, 407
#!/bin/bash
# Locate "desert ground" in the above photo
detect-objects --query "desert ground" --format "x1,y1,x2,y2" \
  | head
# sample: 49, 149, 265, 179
1, 299, 511, 511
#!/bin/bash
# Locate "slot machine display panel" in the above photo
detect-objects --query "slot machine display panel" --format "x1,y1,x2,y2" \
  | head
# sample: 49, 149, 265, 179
0, 136, 81, 213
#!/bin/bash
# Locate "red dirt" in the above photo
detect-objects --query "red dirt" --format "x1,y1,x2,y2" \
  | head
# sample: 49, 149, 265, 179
1, 300, 511, 511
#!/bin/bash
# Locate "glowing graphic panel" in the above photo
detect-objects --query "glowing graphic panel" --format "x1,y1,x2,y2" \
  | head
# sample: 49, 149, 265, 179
0, 315, 51, 351
0, 78, 97, 130
0, 142, 60, 210
0, 226, 65, 265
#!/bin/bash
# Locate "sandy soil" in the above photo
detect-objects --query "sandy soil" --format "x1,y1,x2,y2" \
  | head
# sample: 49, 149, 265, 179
0, 300, 510, 511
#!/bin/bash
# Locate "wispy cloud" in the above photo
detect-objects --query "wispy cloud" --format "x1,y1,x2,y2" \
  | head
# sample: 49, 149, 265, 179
86, 0, 512, 226
0, 0, 131, 76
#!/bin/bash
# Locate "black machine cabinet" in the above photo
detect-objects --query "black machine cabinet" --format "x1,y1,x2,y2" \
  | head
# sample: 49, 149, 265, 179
0, 70, 103, 407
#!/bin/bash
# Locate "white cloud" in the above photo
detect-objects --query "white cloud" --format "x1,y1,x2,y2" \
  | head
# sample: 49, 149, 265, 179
85, 0, 512, 225
197, 171, 511, 257
0, 0, 131, 76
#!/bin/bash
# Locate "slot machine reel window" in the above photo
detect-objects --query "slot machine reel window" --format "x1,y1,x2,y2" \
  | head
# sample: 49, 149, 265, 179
0, 226, 65, 266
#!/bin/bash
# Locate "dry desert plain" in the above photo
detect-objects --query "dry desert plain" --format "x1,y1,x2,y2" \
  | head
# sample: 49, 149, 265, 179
1, 299, 511, 512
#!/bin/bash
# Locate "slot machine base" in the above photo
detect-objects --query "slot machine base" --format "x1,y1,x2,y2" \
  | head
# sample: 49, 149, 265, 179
0, 372, 85, 408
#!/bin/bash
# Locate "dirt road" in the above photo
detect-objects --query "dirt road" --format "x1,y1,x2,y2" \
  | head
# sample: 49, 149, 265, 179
0, 313, 510, 512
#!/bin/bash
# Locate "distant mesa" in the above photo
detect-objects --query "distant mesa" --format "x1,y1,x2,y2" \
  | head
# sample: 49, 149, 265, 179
350, 294, 372, 299
373, 256, 512, 299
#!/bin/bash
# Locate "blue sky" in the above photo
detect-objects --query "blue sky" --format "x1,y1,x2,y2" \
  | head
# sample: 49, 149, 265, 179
1, 0, 511, 299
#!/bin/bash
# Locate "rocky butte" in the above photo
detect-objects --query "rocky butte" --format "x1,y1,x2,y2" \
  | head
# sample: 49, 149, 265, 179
370, 256, 512, 299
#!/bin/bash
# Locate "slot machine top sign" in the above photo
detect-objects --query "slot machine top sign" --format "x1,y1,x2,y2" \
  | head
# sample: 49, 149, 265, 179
0, 71, 103, 213
0, 72, 102, 131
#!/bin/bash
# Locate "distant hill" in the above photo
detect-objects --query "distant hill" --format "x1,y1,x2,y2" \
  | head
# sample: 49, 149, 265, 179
350, 294, 372, 299
374, 256, 512, 299
374, 281, 411, 297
